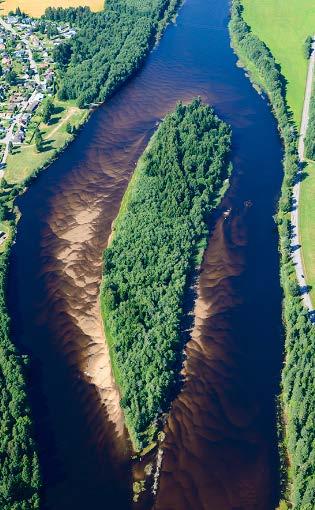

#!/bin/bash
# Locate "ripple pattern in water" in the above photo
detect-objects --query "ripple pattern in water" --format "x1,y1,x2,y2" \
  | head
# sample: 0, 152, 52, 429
154, 211, 274, 510
8, 0, 283, 508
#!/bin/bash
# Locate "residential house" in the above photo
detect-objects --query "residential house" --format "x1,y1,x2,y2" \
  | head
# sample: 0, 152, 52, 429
13, 130, 24, 144
7, 103, 16, 113
6, 16, 18, 25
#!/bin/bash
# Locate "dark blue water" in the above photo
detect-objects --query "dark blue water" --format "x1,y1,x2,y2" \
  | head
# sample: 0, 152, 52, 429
8, 0, 283, 508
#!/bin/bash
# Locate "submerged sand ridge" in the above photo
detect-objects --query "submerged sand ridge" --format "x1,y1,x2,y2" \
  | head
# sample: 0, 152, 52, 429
14, 62, 209, 505
154, 208, 274, 510
25, 125, 148, 506
37, 166, 129, 448
46, 204, 124, 437
9, 0, 283, 505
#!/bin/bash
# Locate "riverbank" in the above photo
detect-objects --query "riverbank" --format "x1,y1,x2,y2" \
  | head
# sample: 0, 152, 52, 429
5, 99, 90, 185
100, 100, 232, 452
0, 232, 41, 510
229, 2, 315, 508
240, 0, 315, 309
1, 0, 182, 188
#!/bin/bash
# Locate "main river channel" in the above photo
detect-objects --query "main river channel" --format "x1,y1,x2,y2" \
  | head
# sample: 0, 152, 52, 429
8, 0, 284, 508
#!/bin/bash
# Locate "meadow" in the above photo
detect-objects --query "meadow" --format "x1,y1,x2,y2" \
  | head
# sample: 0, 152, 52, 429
242, 0, 315, 125
1, 0, 103, 17
242, 0, 315, 303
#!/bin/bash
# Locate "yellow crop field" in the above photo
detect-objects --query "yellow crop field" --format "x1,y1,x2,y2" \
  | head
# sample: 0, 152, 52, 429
1, 0, 103, 17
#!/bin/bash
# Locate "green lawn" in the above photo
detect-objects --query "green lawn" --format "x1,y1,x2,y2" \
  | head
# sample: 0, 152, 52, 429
0, 220, 13, 254
241, 0, 315, 302
5, 99, 89, 184
242, 0, 315, 125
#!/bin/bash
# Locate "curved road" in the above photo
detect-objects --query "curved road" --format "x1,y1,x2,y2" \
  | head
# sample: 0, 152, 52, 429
292, 37, 315, 317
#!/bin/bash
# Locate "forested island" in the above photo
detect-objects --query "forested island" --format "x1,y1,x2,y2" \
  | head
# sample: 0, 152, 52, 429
100, 99, 232, 450
230, 2, 315, 508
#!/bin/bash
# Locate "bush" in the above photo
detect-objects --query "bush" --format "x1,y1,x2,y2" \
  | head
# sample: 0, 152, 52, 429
305, 94, 315, 160
304, 35, 313, 59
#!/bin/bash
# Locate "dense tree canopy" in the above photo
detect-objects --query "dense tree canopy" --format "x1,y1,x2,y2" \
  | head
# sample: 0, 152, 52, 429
44, 0, 180, 107
230, 3, 315, 508
41, 98, 54, 124
101, 99, 231, 450
0, 233, 41, 509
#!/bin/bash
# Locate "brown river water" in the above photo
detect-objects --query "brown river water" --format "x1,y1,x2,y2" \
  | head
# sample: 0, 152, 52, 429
8, 0, 284, 508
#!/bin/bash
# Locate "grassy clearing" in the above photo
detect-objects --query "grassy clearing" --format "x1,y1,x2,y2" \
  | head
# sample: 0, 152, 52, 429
241, 0, 315, 304
0, 220, 12, 253
1, 0, 103, 17
5, 98, 88, 184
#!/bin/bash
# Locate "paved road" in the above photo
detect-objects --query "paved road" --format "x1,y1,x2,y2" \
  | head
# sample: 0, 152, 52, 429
292, 37, 315, 317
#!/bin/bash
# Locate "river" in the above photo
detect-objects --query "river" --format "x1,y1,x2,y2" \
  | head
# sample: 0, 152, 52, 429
8, 0, 283, 509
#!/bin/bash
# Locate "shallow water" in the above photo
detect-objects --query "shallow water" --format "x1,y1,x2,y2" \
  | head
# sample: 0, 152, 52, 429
8, 0, 283, 508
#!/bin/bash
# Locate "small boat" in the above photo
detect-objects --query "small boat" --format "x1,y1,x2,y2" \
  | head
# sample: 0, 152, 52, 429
223, 208, 232, 218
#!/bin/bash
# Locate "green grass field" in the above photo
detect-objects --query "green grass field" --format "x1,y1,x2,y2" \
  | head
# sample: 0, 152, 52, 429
242, 0, 315, 304
0, 220, 12, 254
300, 162, 315, 302
5, 99, 88, 184
242, 0, 315, 125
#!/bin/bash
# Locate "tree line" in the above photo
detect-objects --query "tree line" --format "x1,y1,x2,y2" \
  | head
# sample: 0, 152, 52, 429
100, 99, 232, 450
0, 187, 41, 509
230, 3, 315, 509
304, 36, 313, 60
43, 0, 180, 108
